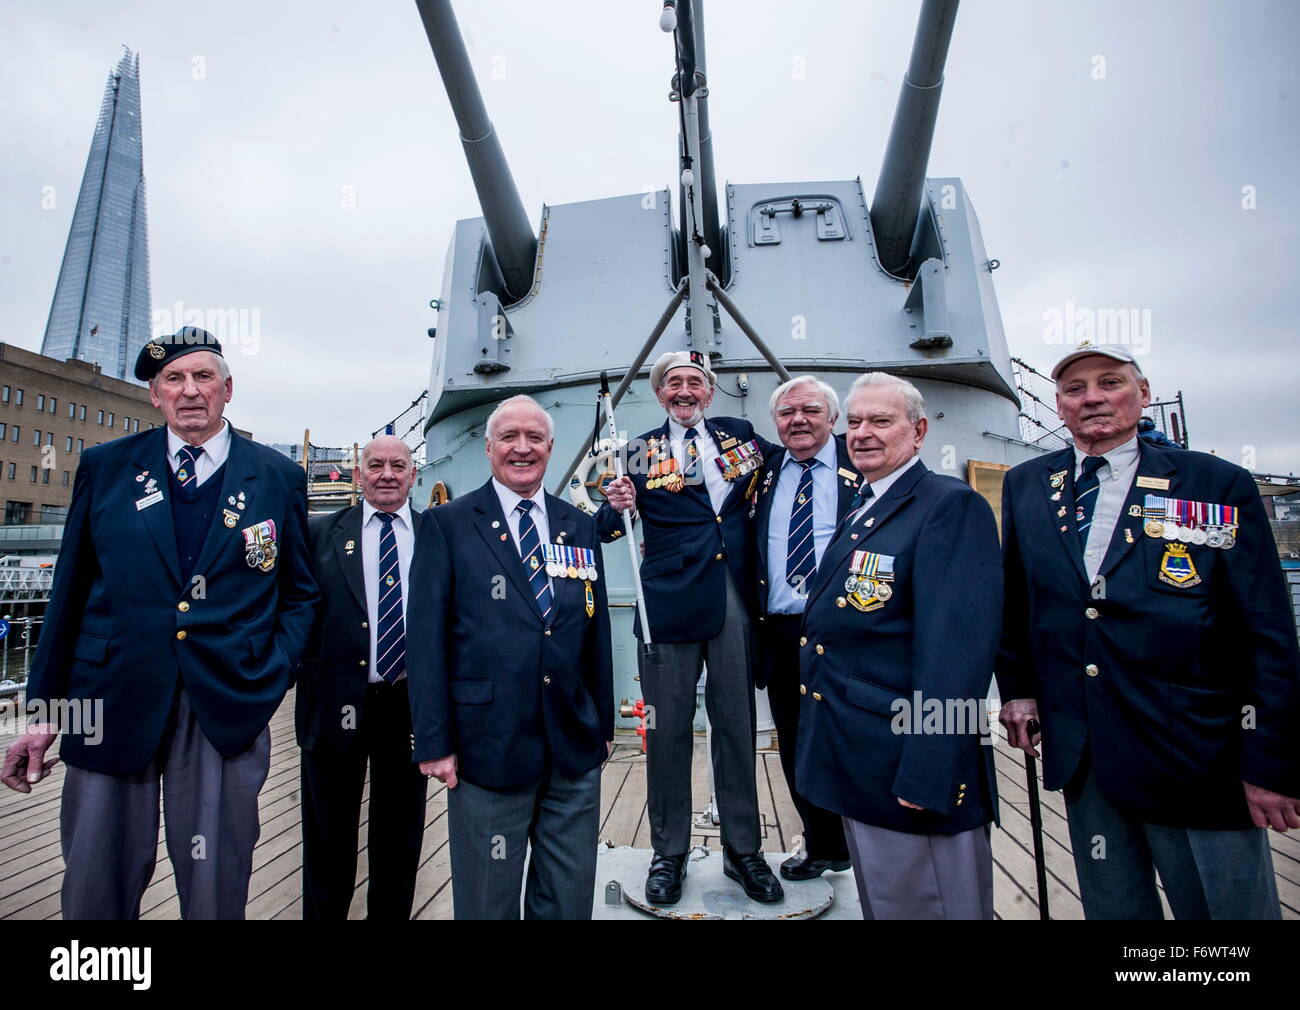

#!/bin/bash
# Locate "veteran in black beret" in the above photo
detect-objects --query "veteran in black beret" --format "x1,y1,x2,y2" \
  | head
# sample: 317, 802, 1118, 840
2, 328, 319, 920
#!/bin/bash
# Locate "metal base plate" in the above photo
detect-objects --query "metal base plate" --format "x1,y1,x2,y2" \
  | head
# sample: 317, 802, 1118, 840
601, 845, 837, 920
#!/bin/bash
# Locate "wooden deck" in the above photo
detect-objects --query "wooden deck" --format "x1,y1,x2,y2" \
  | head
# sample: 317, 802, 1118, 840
2, 690, 1297, 920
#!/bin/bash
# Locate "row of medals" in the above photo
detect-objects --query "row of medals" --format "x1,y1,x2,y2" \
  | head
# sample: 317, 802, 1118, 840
542, 546, 599, 582
1142, 518, 1236, 550
546, 560, 599, 580
843, 575, 892, 602
644, 437, 762, 492
645, 438, 686, 491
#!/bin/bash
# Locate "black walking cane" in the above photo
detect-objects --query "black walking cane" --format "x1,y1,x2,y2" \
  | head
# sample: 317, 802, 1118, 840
1024, 717, 1049, 920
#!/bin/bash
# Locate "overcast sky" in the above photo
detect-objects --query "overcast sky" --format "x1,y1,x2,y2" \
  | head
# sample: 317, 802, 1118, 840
1, 0, 1296, 471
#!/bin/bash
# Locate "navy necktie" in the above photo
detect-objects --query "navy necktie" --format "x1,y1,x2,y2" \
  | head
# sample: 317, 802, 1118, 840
516, 500, 554, 620
374, 512, 406, 683
176, 444, 204, 486
1074, 455, 1108, 552
682, 427, 701, 483
840, 482, 875, 532
786, 459, 818, 593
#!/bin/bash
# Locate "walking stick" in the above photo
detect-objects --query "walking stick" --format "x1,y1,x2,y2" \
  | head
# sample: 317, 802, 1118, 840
1024, 717, 1049, 920
598, 371, 654, 659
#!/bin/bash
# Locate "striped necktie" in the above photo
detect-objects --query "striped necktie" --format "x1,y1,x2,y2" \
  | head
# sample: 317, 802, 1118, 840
176, 444, 204, 486
373, 512, 406, 683
516, 500, 553, 620
1074, 455, 1108, 553
785, 459, 818, 593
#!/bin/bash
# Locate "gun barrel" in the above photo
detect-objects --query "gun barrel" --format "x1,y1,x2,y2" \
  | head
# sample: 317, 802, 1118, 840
870, 0, 959, 277
415, 0, 537, 300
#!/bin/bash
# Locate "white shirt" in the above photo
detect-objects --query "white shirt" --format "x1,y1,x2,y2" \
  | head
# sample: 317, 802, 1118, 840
766, 437, 840, 615
667, 417, 729, 513
491, 478, 555, 598
1075, 435, 1141, 582
166, 420, 231, 486
361, 500, 414, 683
846, 455, 921, 527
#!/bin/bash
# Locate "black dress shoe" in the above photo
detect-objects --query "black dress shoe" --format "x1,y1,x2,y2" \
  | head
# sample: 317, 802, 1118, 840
722, 849, 785, 903
779, 852, 853, 881
645, 853, 687, 905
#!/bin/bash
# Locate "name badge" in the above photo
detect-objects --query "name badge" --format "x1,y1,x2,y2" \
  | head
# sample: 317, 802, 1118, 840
1136, 476, 1171, 490
136, 490, 164, 511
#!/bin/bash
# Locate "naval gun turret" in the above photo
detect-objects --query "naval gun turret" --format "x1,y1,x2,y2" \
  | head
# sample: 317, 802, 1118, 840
412, 0, 1041, 712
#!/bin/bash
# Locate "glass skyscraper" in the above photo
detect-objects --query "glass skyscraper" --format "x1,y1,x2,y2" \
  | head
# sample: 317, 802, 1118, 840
41, 49, 152, 383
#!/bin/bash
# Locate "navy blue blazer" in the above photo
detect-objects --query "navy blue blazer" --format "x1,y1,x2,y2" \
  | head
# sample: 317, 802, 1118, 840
26, 425, 319, 774
295, 503, 430, 751
997, 441, 1300, 828
595, 416, 774, 642
406, 480, 614, 789
795, 460, 1002, 834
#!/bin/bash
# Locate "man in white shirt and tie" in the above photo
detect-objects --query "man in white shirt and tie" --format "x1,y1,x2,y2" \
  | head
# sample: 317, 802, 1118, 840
296, 435, 429, 919
407, 396, 614, 919
7, 328, 318, 919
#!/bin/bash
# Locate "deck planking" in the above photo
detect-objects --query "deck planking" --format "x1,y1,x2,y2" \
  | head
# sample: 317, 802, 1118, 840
1, 689, 1296, 920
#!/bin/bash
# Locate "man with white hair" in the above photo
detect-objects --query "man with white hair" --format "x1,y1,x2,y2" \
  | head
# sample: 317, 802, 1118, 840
751, 375, 861, 881
601, 350, 782, 905
406, 395, 614, 919
2, 328, 319, 919
794, 371, 1002, 919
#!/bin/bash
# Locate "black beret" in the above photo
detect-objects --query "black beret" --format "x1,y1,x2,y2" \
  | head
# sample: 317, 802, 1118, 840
134, 328, 224, 381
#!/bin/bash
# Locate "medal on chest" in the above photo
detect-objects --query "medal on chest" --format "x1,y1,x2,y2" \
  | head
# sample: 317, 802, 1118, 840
716, 438, 764, 482
646, 437, 685, 493
844, 550, 895, 612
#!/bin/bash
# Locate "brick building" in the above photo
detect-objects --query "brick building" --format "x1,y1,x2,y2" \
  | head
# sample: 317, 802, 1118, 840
0, 343, 163, 524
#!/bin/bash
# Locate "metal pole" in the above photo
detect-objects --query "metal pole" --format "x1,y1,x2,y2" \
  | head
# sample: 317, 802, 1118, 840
599, 372, 654, 657
706, 272, 793, 383
1024, 717, 1049, 920
551, 281, 686, 495
672, 2, 720, 355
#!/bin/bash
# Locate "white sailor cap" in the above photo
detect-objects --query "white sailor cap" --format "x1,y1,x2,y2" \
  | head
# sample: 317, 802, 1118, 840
649, 350, 716, 390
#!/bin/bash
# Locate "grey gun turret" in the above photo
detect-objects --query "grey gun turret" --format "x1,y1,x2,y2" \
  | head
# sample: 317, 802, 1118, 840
412, 0, 1043, 719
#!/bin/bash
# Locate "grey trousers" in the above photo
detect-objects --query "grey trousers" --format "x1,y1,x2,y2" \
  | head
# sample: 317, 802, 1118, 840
639, 573, 760, 856
1064, 758, 1280, 920
842, 816, 994, 920
60, 690, 271, 920
447, 762, 601, 920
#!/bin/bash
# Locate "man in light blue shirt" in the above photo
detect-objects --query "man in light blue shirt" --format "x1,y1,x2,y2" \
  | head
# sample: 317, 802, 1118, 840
752, 375, 863, 880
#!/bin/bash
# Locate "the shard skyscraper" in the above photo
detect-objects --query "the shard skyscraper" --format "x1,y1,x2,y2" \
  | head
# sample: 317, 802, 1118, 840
41, 49, 152, 383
